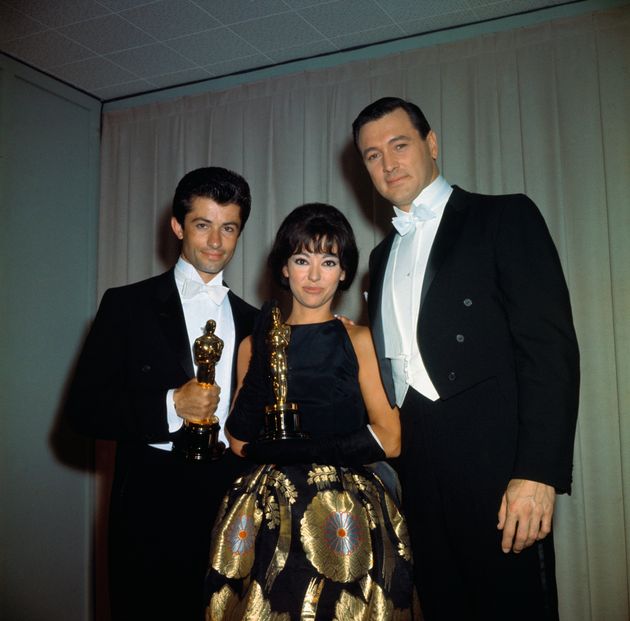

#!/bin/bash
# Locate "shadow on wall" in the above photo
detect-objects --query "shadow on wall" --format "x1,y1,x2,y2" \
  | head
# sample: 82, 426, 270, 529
49, 322, 113, 621
157, 202, 181, 271
339, 137, 391, 326
339, 137, 391, 239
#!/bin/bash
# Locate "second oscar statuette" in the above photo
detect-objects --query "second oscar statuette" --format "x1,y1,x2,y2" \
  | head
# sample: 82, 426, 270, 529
175, 319, 226, 461
260, 304, 308, 441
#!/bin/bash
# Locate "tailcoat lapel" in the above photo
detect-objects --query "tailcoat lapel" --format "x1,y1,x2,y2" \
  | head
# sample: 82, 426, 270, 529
369, 230, 397, 354
419, 186, 468, 313
154, 270, 195, 379
369, 230, 397, 406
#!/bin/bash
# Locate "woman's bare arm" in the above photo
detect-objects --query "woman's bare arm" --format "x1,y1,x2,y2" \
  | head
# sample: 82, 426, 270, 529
346, 324, 401, 457
227, 335, 252, 457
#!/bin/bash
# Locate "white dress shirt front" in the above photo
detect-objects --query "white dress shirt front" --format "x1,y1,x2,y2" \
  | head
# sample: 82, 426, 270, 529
382, 175, 452, 405
151, 257, 235, 450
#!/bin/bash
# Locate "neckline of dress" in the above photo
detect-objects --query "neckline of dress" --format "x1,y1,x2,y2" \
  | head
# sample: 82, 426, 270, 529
286, 318, 338, 328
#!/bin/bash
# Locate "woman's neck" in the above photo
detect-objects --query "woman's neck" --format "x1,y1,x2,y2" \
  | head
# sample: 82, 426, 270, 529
286, 305, 334, 325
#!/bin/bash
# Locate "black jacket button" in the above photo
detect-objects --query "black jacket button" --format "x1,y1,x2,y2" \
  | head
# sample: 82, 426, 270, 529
141, 364, 152, 373
456, 334, 464, 343
463, 298, 472, 306
448, 371, 457, 381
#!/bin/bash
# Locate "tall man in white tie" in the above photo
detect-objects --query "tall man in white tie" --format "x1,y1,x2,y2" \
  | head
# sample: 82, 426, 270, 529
66, 167, 258, 620
352, 97, 580, 620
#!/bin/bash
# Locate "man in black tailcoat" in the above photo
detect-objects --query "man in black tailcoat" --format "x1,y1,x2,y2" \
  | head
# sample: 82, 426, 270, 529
67, 167, 258, 620
353, 97, 579, 620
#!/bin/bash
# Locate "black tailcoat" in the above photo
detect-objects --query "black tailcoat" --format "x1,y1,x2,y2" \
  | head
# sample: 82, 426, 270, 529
66, 269, 258, 620
368, 187, 579, 620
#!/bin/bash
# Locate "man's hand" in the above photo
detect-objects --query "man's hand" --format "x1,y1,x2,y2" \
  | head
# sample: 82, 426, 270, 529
173, 378, 220, 423
497, 478, 555, 553
334, 314, 355, 327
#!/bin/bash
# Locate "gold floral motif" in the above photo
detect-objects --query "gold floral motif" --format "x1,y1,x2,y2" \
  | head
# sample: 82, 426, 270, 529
307, 465, 339, 488
211, 491, 261, 579
206, 581, 290, 621
266, 468, 298, 504
301, 490, 373, 582
348, 472, 397, 590
343, 471, 380, 498
397, 541, 412, 563
383, 493, 413, 562
264, 494, 280, 529
333, 584, 393, 620
299, 577, 325, 620
332, 583, 418, 621
363, 501, 378, 530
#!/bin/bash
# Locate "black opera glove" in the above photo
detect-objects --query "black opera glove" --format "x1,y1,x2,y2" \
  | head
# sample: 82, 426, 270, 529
243, 426, 386, 466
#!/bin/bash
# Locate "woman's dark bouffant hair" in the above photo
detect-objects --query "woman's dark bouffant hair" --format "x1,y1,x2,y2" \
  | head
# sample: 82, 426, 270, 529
268, 203, 358, 292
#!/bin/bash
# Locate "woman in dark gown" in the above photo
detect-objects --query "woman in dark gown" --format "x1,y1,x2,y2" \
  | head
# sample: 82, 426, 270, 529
205, 203, 419, 620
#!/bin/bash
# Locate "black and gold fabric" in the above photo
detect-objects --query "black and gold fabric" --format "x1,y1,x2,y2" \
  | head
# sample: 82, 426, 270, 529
205, 315, 418, 620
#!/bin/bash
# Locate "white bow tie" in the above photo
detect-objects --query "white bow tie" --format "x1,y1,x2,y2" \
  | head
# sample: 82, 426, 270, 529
391, 204, 436, 236
181, 279, 229, 304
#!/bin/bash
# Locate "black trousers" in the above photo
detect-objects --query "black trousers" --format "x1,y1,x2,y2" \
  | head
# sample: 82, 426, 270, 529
395, 385, 559, 621
108, 443, 251, 621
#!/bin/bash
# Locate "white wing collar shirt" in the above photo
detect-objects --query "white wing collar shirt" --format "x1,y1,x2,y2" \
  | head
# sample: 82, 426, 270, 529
382, 175, 452, 406
151, 257, 235, 450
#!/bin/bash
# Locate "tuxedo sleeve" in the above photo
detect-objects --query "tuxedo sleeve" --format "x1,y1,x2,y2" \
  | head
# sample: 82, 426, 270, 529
66, 288, 177, 443
496, 196, 580, 492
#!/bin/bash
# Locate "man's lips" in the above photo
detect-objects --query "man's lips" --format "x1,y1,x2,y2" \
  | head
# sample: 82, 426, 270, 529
386, 174, 407, 185
202, 251, 223, 260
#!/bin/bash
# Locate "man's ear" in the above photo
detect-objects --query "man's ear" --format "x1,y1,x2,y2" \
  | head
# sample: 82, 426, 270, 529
427, 130, 439, 161
171, 217, 184, 240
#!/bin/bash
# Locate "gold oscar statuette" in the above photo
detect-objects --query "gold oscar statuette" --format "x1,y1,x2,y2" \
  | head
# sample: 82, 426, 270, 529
260, 304, 308, 441
174, 319, 226, 461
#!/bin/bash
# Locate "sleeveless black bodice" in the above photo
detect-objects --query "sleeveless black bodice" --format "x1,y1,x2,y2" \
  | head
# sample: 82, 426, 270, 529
227, 315, 368, 441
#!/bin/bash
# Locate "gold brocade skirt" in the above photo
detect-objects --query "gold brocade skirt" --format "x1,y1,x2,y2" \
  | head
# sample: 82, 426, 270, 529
204, 462, 420, 620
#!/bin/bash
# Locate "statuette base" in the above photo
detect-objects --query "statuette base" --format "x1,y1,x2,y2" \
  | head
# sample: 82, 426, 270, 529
261, 403, 308, 441
176, 418, 226, 462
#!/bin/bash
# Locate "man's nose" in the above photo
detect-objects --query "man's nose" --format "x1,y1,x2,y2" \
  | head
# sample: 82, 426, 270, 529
207, 229, 221, 248
382, 150, 397, 172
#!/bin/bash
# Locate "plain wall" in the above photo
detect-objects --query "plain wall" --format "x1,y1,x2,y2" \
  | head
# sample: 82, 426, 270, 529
0, 54, 101, 620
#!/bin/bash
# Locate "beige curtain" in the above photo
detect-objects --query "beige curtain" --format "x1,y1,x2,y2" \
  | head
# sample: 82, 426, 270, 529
99, 6, 630, 619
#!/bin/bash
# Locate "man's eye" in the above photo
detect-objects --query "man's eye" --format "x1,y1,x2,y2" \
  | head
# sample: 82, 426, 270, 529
196, 223, 208, 229
366, 152, 379, 162
395, 143, 407, 150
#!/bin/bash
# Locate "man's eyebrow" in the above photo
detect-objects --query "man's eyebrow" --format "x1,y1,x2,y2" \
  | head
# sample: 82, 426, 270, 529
361, 134, 412, 157
190, 216, 240, 228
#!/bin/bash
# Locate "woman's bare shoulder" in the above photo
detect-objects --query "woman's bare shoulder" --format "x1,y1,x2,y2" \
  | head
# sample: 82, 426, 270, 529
343, 322, 372, 352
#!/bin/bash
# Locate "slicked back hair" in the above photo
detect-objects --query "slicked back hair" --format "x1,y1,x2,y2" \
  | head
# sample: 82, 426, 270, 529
172, 166, 251, 230
352, 96, 431, 149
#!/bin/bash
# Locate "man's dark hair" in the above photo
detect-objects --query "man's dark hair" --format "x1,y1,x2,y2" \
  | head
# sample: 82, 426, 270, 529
172, 166, 251, 230
268, 203, 358, 292
352, 97, 432, 148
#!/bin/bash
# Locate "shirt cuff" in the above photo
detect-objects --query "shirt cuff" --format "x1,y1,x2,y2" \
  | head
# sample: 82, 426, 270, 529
166, 389, 184, 433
